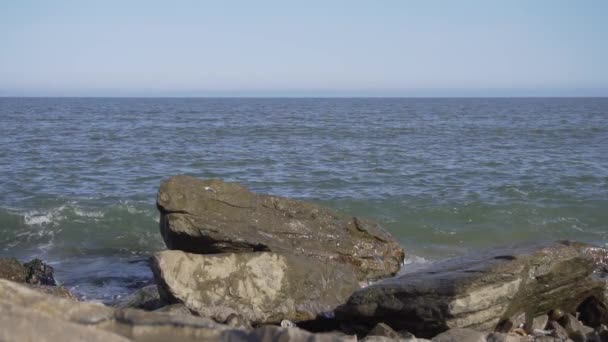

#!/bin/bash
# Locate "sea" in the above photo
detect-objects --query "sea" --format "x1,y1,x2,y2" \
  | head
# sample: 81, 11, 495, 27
1, 97, 607, 303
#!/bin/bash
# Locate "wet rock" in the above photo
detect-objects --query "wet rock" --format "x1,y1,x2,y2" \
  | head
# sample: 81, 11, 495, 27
431, 328, 486, 342
225, 325, 356, 342
115, 284, 167, 311
152, 250, 360, 325
156, 175, 404, 281
0, 257, 57, 286
335, 241, 608, 338
23, 258, 56, 285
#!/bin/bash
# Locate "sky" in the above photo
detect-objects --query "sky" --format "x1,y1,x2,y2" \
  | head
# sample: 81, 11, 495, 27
1, 0, 607, 97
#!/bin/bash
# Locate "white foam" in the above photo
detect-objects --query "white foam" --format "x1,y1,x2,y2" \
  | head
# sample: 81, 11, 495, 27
23, 206, 67, 226
73, 208, 105, 218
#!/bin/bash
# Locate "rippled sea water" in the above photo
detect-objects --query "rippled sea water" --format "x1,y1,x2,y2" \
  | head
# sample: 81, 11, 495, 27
1, 97, 607, 301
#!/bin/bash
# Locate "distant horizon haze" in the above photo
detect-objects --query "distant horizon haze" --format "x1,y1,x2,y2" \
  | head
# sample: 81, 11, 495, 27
1, 0, 607, 97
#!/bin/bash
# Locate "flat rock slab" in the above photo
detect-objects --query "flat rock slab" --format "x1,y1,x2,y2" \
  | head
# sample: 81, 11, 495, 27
156, 175, 404, 281
152, 250, 360, 325
335, 241, 608, 338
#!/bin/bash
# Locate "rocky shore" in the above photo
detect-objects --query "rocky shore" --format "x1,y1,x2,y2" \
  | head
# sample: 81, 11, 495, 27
1, 175, 608, 341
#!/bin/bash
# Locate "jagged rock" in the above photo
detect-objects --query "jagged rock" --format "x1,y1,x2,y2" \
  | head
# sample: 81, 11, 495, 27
335, 241, 608, 338
152, 250, 360, 325
115, 285, 167, 311
558, 313, 592, 342
431, 328, 486, 342
156, 175, 404, 281
547, 320, 570, 341
23, 258, 56, 285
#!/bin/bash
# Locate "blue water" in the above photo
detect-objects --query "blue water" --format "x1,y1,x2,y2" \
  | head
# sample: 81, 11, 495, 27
1, 97, 607, 302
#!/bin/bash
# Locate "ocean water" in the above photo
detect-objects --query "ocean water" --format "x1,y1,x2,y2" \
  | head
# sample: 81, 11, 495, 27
1, 97, 607, 302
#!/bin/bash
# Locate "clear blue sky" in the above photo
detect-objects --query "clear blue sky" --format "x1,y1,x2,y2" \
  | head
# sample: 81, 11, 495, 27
1, 0, 607, 97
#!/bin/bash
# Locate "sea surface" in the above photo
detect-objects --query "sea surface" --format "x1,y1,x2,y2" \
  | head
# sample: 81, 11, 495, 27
1, 97, 607, 302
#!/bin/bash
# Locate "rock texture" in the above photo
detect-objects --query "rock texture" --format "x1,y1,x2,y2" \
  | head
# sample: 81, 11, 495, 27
335, 241, 608, 338
156, 175, 404, 281
152, 250, 360, 325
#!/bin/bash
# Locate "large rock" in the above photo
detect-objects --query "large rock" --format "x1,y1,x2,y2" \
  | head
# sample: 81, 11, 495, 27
151, 250, 360, 325
0, 278, 360, 342
335, 241, 608, 338
156, 175, 404, 281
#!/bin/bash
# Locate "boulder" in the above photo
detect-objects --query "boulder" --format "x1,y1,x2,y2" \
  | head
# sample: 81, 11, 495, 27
156, 175, 404, 281
152, 250, 360, 325
335, 241, 608, 338
224, 325, 356, 342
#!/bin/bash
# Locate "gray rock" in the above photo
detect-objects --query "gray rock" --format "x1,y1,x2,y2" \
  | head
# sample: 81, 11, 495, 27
335, 241, 608, 338
115, 285, 167, 311
152, 250, 360, 325
486, 332, 532, 342
0, 257, 57, 286
547, 320, 570, 341
156, 175, 404, 281
558, 314, 591, 342
224, 325, 356, 342
153, 303, 192, 316
367, 322, 402, 339
431, 328, 486, 342
527, 314, 549, 333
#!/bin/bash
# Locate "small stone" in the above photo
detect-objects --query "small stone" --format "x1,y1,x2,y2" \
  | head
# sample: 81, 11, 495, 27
367, 322, 401, 339
549, 309, 565, 321
525, 314, 548, 334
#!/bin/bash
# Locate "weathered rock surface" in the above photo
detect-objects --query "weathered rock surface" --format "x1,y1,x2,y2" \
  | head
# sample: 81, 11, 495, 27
156, 175, 404, 281
432, 328, 487, 342
335, 241, 608, 338
152, 250, 360, 325
1, 277, 365, 342
0, 257, 56, 285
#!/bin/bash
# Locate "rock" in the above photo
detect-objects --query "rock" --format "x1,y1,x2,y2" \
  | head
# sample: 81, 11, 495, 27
578, 296, 608, 328
547, 320, 570, 341
367, 322, 402, 339
0, 302, 131, 342
0, 257, 57, 286
558, 313, 591, 342
0, 258, 28, 283
486, 332, 533, 342
156, 175, 404, 281
431, 328, 486, 342
226, 325, 356, 342
335, 241, 608, 338
23, 258, 56, 285
151, 250, 360, 325
115, 285, 167, 311
526, 314, 549, 334
154, 303, 192, 316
